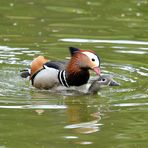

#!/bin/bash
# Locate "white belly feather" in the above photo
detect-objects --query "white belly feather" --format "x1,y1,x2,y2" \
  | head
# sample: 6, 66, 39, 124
33, 68, 59, 89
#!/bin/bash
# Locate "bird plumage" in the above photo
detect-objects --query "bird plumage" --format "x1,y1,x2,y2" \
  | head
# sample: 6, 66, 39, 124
49, 75, 120, 95
88, 75, 120, 94
30, 56, 48, 79
20, 47, 101, 90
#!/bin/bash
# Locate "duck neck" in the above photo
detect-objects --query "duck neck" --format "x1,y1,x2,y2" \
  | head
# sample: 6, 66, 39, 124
88, 81, 101, 94
65, 54, 90, 86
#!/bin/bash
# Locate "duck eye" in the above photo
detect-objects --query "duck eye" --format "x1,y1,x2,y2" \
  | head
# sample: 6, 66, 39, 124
102, 78, 106, 81
92, 58, 95, 62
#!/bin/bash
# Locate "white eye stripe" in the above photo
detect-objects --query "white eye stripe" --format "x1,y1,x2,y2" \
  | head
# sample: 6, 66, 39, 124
82, 51, 100, 66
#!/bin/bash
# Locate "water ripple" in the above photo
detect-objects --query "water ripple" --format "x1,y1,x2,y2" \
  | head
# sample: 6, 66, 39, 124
59, 38, 148, 45
115, 50, 147, 54
6, 15, 36, 20
0, 45, 41, 65
65, 120, 102, 134
46, 6, 87, 14
0, 104, 67, 109
113, 102, 148, 107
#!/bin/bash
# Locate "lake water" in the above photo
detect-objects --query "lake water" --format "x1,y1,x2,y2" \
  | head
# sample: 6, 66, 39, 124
0, 0, 148, 148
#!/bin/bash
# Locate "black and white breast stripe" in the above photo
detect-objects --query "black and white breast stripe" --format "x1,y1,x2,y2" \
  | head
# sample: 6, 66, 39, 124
58, 70, 69, 87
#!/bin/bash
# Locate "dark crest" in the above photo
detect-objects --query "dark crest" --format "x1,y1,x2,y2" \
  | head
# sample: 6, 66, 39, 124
69, 47, 80, 56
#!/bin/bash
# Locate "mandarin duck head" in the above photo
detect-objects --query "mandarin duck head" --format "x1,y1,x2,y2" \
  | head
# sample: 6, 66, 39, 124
88, 75, 120, 94
65, 47, 101, 86
67, 47, 101, 75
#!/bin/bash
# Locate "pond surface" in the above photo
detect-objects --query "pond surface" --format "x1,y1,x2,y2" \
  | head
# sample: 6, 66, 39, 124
0, 0, 148, 148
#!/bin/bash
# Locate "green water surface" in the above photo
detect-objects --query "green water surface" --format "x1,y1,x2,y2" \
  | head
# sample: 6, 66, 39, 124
0, 0, 148, 148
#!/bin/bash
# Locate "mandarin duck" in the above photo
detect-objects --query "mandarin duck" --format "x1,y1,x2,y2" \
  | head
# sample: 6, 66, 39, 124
21, 47, 101, 89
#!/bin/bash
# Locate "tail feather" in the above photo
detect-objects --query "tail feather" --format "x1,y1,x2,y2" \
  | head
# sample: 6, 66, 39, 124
20, 69, 30, 78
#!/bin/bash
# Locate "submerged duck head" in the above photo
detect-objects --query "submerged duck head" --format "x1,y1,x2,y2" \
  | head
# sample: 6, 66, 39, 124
88, 75, 120, 94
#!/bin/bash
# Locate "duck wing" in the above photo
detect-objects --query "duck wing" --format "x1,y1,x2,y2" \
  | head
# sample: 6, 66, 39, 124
44, 60, 68, 71
20, 56, 69, 79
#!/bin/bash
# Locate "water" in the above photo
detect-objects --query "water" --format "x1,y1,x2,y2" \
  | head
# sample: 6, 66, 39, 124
0, 0, 148, 147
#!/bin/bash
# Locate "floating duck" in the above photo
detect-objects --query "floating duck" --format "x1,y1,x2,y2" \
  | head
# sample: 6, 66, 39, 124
88, 75, 120, 94
51, 75, 120, 95
21, 47, 101, 90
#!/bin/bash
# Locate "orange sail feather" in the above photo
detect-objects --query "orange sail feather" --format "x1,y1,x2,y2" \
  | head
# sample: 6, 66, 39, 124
30, 56, 48, 79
